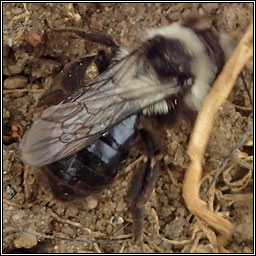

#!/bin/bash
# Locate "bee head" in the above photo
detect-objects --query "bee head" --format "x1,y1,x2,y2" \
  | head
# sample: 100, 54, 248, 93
145, 35, 195, 89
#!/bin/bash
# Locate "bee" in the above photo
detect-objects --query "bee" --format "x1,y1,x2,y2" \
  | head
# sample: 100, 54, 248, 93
19, 16, 232, 241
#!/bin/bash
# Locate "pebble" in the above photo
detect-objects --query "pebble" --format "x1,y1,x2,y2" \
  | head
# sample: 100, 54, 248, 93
95, 219, 106, 232
115, 200, 125, 212
3, 108, 10, 120
5, 185, 16, 200
3, 44, 10, 58
31, 84, 40, 90
243, 247, 253, 253
86, 196, 98, 209
106, 224, 113, 234
62, 225, 76, 237
14, 224, 38, 249
166, 11, 180, 22
202, 3, 219, 13
198, 7, 205, 16
7, 63, 24, 75
182, 9, 191, 18
65, 207, 79, 217
4, 75, 28, 89
110, 216, 124, 225
12, 8, 23, 15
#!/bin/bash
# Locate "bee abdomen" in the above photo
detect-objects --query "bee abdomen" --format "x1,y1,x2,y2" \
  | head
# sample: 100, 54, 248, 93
45, 115, 138, 201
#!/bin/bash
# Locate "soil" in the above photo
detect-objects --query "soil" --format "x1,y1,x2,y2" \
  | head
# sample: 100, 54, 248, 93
3, 3, 253, 253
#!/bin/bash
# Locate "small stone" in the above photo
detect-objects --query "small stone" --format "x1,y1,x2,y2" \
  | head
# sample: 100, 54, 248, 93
166, 11, 180, 22
5, 185, 16, 200
182, 9, 191, 18
95, 219, 106, 232
202, 3, 219, 13
31, 84, 40, 90
198, 7, 205, 16
243, 247, 253, 253
106, 224, 113, 234
86, 196, 98, 210
24, 29, 42, 47
3, 108, 10, 120
8, 63, 24, 75
110, 216, 124, 225
115, 200, 125, 212
14, 223, 38, 249
73, 13, 81, 22
4, 75, 28, 89
195, 244, 215, 253
12, 8, 23, 15
62, 225, 76, 237
65, 207, 79, 217
31, 59, 61, 78
3, 44, 10, 58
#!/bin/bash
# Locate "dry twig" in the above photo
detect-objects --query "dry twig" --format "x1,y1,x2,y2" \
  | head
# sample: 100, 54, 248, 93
3, 89, 44, 94
182, 21, 253, 252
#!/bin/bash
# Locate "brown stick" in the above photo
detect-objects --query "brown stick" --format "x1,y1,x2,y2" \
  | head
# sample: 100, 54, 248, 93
182, 21, 253, 251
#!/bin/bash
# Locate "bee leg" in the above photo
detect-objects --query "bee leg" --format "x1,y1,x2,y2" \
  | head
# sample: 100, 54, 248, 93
129, 157, 161, 242
49, 26, 119, 49
71, 29, 119, 49
48, 25, 119, 69
58, 47, 116, 91
38, 51, 112, 107
38, 55, 96, 107
94, 49, 115, 73
58, 51, 113, 91
127, 129, 163, 242
57, 56, 97, 92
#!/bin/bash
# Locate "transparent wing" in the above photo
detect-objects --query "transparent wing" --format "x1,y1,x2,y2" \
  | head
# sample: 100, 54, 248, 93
20, 50, 180, 167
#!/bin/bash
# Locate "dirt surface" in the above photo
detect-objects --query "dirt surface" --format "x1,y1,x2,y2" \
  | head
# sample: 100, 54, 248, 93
3, 3, 253, 253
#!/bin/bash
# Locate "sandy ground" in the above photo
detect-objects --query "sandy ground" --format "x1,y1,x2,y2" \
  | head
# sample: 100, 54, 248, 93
3, 3, 253, 253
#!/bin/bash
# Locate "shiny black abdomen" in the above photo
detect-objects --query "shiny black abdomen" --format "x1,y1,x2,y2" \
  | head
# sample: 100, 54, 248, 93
45, 115, 138, 201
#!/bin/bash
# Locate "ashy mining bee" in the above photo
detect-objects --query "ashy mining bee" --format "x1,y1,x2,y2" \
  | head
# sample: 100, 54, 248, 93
19, 16, 232, 241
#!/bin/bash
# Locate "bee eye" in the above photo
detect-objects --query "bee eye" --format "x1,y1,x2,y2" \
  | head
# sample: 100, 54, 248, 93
179, 73, 194, 88
184, 77, 193, 87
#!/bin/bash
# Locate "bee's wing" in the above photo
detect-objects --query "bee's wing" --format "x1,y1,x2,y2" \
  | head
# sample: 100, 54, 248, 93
20, 50, 180, 167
